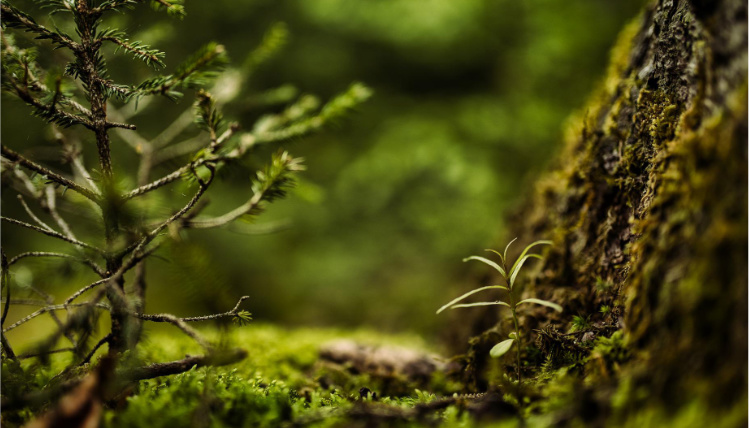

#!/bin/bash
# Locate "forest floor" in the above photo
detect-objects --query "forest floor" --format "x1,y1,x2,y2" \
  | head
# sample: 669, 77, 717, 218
6, 324, 744, 427
10, 324, 504, 428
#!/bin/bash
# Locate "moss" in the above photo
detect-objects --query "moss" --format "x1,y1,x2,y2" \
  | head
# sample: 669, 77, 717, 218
466, 0, 747, 425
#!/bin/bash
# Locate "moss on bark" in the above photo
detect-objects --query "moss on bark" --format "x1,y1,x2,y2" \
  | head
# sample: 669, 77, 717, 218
466, 0, 747, 422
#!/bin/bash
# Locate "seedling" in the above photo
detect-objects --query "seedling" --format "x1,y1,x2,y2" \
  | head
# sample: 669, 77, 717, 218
437, 238, 562, 383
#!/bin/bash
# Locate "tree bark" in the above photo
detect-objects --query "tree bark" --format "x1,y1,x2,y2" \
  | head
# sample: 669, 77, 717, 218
467, 0, 747, 420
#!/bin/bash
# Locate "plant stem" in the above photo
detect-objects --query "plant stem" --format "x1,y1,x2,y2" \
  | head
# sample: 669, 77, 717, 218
511, 306, 521, 385
503, 258, 522, 385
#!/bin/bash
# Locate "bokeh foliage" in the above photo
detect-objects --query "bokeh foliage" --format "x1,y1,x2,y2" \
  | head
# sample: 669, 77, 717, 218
1, 0, 644, 341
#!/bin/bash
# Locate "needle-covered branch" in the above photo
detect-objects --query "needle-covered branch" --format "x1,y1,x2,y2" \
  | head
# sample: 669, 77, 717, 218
0, 2, 79, 51
185, 151, 304, 229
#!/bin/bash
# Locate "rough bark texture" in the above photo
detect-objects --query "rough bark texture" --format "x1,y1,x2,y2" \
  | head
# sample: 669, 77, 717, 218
466, 0, 747, 421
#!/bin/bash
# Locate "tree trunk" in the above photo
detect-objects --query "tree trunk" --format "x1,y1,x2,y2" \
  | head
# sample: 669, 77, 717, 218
466, 0, 747, 422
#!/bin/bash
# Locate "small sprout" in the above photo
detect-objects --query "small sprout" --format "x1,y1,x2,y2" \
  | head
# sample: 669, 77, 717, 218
437, 238, 561, 383
570, 315, 591, 333
600, 305, 611, 315
232, 310, 253, 326
490, 338, 515, 358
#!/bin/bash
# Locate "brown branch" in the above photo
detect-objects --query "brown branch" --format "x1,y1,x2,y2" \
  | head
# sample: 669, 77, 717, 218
77, 333, 111, 367
119, 168, 214, 257
18, 347, 76, 360
1, 146, 100, 202
1, 332, 17, 360
117, 348, 247, 382
3, 74, 94, 129
134, 296, 250, 323
1, 217, 103, 253
123, 158, 212, 200
8, 252, 105, 277
0, 4, 80, 51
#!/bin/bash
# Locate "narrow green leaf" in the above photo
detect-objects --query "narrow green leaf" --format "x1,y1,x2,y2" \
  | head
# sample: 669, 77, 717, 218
463, 256, 506, 277
509, 240, 552, 281
509, 254, 543, 286
516, 298, 563, 312
485, 249, 505, 265
490, 338, 515, 358
450, 301, 510, 309
436, 285, 508, 314
503, 237, 518, 262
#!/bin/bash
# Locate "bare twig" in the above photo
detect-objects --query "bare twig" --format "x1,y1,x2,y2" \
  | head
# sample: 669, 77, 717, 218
18, 347, 76, 360
2, 301, 110, 333
7, 251, 103, 277
135, 296, 250, 323
1, 146, 99, 202
77, 334, 112, 367
134, 312, 211, 349
117, 348, 248, 382
184, 184, 265, 229
120, 167, 215, 257
44, 186, 79, 242
18, 195, 55, 232
123, 158, 212, 200
152, 107, 196, 148
1, 217, 103, 253
1, 332, 17, 360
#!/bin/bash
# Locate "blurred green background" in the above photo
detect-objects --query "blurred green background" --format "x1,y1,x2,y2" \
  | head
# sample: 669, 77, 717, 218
1, 0, 643, 343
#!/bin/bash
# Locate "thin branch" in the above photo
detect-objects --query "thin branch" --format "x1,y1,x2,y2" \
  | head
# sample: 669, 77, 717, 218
64, 244, 160, 307
2, 302, 109, 333
1, 252, 10, 328
8, 252, 104, 277
117, 348, 248, 382
184, 186, 264, 229
1, 146, 99, 202
101, 36, 163, 65
77, 333, 111, 366
133, 312, 211, 349
64, 278, 112, 307
120, 167, 214, 256
1, 217, 103, 253
44, 186, 79, 243
3, 73, 94, 129
105, 120, 137, 130
152, 135, 207, 165
18, 195, 55, 232
152, 107, 195, 148
135, 296, 250, 323
18, 347, 76, 360
1, 332, 17, 360
0, 3, 80, 51
3, 159, 42, 197
123, 158, 211, 200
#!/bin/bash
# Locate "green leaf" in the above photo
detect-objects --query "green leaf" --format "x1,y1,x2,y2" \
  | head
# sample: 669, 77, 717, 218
436, 285, 509, 314
503, 237, 518, 262
509, 254, 543, 287
516, 298, 563, 312
484, 249, 505, 265
509, 240, 552, 281
490, 339, 515, 358
463, 256, 506, 277
450, 301, 510, 309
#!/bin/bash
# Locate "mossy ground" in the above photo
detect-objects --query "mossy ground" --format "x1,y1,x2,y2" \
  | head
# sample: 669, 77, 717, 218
3, 323, 746, 427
